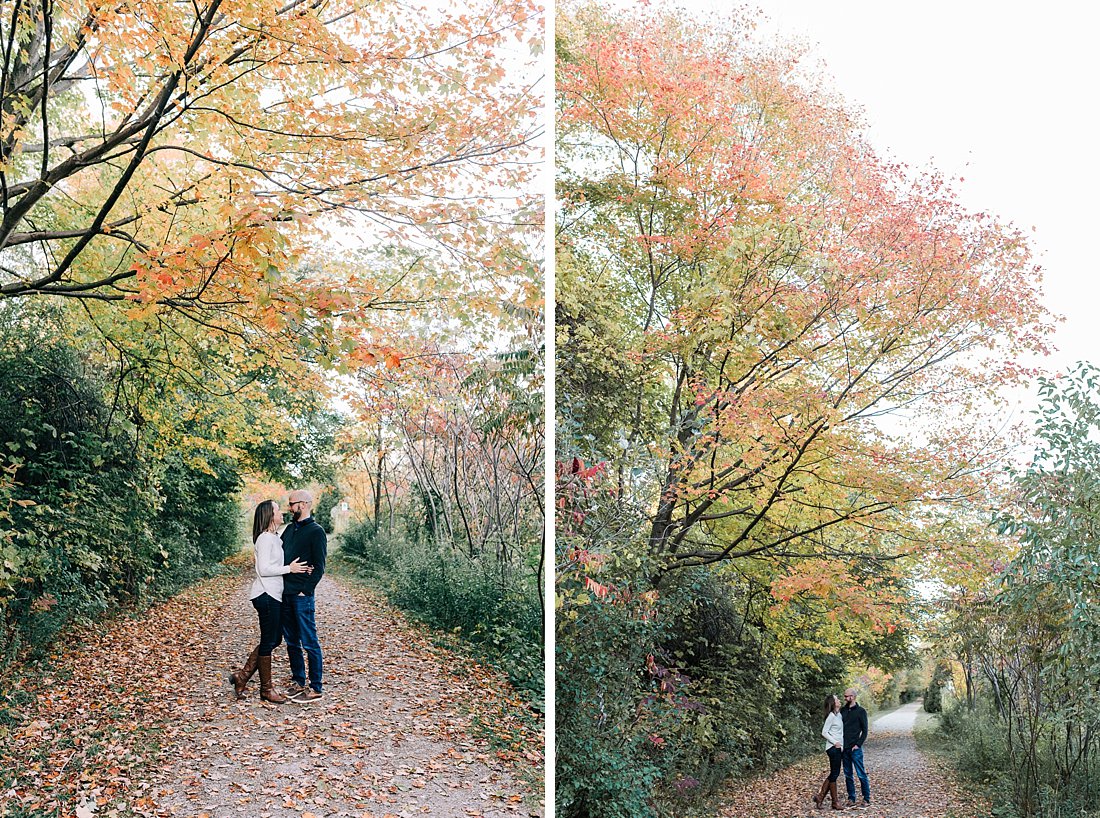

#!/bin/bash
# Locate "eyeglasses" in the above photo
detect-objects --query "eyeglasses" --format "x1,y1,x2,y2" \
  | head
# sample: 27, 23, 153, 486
289, 501, 309, 508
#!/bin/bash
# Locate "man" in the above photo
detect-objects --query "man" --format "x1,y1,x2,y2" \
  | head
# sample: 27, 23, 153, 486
281, 489, 327, 702
840, 687, 871, 808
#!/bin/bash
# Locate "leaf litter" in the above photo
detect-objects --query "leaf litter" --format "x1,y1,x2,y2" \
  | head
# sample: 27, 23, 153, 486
0, 570, 542, 817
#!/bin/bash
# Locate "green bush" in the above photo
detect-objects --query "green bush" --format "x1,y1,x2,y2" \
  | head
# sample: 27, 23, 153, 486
557, 567, 668, 818
339, 517, 396, 575
935, 700, 1100, 817
935, 704, 1011, 788
556, 562, 846, 818
923, 661, 952, 714
314, 486, 340, 534
149, 451, 243, 595
340, 518, 543, 700
0, 311, 244, 668
0, 330, 152, 659
657, 569, 841, 777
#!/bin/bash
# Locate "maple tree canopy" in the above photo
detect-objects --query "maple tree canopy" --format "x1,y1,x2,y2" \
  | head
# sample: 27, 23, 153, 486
556, 7, 1053, 585
0, 0, 543, 456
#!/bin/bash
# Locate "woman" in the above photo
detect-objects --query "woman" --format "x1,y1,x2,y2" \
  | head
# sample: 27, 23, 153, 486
228, 500, 311, 703
812, 693, 845, 810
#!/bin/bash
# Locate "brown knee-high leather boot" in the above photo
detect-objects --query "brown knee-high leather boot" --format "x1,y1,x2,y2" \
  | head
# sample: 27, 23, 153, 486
258, 655, 287, 704
828, 781, 845, 810
228, 647, 260, 699
812, 777, 829, 809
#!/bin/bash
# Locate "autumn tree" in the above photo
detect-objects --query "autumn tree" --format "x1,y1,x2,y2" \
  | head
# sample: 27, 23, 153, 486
557, 6, 1051, 579
334, 336, 545, 696
321, 242, 544, 697
940, 364, 1100, 816
0, 0, 543, 453
555, 5, 1052, 816
0, 0, 545, 681
0, 0, 541, 297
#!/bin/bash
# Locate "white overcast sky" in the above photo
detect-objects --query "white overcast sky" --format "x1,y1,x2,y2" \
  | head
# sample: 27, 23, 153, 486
619, 1, 1099, 414
756, 4, 1100, 400
747, 3, 1096, 378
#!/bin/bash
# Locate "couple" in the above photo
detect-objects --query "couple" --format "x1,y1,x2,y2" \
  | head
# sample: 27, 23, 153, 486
228, 490, 327, 704
813, 687, 871, 810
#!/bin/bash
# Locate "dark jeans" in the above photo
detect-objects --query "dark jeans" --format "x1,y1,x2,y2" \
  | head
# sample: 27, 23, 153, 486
251, 593, 282, 656
282, 591, 323, 692
826, 746, 842, 782
843, 746, 871, 803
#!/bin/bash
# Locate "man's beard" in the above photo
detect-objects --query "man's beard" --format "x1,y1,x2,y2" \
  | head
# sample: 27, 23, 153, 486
292, 509, 302, 521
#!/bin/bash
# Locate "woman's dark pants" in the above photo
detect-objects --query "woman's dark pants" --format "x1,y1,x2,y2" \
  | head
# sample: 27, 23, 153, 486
252, 593, 283, 657
827, 746, 842, 782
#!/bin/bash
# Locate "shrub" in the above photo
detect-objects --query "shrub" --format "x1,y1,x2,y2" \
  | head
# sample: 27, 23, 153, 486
556, 560, 847, 818
151, 452, 243, 595
339, 518, 543, 700
936, 704, 1012, 787
339, 517, 396, 576
0, 309, 245, 668
314, 486, 340, 534
557, 564, 668, 818
0, 328, 155, 661
923, 661, 953, 714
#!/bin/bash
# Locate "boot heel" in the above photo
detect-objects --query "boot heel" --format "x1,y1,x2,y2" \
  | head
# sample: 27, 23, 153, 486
229, 647, 260, 698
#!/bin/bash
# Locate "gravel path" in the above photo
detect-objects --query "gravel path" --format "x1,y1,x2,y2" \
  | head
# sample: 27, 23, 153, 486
150, 574, 541, 818
718, 700, 987, 818
871, 701, 922, 733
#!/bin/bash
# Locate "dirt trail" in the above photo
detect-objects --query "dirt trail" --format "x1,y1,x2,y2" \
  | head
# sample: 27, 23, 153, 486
870, 701, 921, 732
151, 575, 539, 818
717, 701, 987, 818
0, 568, 542, 818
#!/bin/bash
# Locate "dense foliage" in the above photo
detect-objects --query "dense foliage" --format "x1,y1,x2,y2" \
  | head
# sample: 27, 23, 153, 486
556, 459, 917, 817
928, 363, 1100, 817
557, 551, 855, 816
338, 342, 545, 705
341, 518, 543, 702
0, 305, 243, 666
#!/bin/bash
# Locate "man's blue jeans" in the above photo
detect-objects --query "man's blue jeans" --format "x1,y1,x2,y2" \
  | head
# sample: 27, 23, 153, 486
281, 592, 323, 692
842, 746, 871, 804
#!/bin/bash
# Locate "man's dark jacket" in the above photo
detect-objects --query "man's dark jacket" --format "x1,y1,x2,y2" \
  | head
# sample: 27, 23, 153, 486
840, 702, 868, 749
281, 517, 327, 595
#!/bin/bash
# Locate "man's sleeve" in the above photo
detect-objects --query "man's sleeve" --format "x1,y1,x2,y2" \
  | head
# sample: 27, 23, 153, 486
306, 527, 327, 592
858, 709, 869, 746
